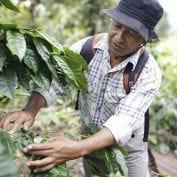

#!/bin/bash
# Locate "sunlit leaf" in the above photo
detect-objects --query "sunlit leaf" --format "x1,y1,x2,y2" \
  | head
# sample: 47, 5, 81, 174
37, 31, 63, 52
0, 146, 18, 177
54, 54, 88, 90
6, 30, 26, 61
33, 38, 57, 78
0, 130, 17, 159
0, 0, 20, 12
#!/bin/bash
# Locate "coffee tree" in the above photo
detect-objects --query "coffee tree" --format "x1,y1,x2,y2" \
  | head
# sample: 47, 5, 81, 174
0, 1, 87, 176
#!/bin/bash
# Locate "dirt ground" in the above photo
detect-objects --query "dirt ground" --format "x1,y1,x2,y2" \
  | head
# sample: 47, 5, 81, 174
67, 158, 85, 177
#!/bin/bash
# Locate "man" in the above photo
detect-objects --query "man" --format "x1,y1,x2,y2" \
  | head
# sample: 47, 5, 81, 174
0, 0, 163, 176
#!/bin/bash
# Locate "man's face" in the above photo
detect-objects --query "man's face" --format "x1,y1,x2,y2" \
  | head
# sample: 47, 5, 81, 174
108, 20, 145, 58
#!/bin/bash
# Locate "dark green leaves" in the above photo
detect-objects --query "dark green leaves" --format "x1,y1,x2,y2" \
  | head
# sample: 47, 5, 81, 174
0, 0, 20, 12
0, 67, 17, 99
24, 48, 39, 74
56, 47, 88, 90
86, 123, 128, 177
15, 130, 69, 177
0, 24, 88, 99
0, 43, 7, 71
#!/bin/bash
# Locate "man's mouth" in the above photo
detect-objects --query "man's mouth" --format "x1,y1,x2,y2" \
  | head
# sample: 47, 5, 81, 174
112, 42, 124, 50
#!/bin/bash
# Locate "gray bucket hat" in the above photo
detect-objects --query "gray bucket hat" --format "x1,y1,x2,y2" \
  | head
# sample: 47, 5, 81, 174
103, 0, 163, 43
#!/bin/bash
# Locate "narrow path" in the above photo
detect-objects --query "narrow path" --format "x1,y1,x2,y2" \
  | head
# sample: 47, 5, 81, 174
152, 149, 177, 177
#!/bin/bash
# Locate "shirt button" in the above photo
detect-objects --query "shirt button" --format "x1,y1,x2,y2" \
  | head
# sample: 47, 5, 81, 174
101, 88, 106, 92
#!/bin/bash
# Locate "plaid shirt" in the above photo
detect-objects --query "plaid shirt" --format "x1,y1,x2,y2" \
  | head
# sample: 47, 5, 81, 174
34, 34, 161, 145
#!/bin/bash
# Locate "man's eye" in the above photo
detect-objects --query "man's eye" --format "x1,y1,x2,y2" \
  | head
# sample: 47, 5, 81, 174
114, 25, 122, 29
128, 30, 139, 37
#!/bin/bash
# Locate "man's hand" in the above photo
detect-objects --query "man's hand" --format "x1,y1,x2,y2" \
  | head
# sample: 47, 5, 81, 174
0, 110, 35, 133
24, 135, 82, 172
23, 127, 115, 173
0, 92, 47, 133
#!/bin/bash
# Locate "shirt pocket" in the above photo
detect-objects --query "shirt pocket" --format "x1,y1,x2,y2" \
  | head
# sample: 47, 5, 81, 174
102, 88, 126, 120
104, 87, 125, 103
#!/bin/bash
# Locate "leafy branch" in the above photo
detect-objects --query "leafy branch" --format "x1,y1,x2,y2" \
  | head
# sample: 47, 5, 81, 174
0, 0, 20, 13
0, 23, 88, 101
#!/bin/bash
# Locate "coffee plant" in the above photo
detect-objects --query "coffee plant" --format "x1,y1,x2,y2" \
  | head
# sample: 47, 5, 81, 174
0, 0, 87, 176
83, 123, 128, 177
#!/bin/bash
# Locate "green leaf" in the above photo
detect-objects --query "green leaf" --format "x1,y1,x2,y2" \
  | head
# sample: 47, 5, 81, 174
15, 130, 69, 177
0, 0, 20, 12
0, 23, 18, 31
24, 48, 39, 73
0, 95, 11, 108
37, 31, 63, 52
0, 130, 17, 159
6, 30, 26, 61
31, 62, 52, 91
54, 53, 88, 90
50, 164, 69, 177
0, 43, 7, 71
63, 47, 88, 71
33, 38, 57, 78
87, 123, 99, 134
108, 148, 128, 177
0, 146, 18, 177
85, 123, 128, 177
13, 61, 31, 91
0, 67, 17, 99
61, 47, 88, 90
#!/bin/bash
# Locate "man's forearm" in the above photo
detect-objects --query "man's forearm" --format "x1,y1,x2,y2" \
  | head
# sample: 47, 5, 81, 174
23, 92, 47, 117
79, 127, 115, 156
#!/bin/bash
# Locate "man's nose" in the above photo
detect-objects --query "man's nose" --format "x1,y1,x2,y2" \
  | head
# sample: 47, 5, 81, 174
115, 29, 126, 42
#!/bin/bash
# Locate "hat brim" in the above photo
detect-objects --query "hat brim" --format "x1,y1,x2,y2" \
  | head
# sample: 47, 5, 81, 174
103, 8, 159, 43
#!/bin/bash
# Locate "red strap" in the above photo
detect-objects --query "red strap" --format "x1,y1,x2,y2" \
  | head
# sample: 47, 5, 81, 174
123, 47, 145, 94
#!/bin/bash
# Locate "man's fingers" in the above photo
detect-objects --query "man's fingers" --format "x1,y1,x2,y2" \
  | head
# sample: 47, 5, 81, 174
3, 114, 18, 130
26, 156, 53, 167
23, 120, 33, 131
24, 143, 52, 152
25, 149, 53, 156
33, 163, 56, 172
9, 119, 24, 133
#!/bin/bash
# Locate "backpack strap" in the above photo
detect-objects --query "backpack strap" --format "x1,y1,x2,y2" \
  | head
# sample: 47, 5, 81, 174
123, 48, 148, 94
80, 33, 107, 64
75, 34, 106, 110
123, 48, 149, 142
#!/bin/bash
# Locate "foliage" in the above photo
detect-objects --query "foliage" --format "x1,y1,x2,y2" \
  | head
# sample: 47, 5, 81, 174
0, 23, 88, 100
0, 0, 20, 12
14, 129, 69, 177
149, 33, 177, 152
84, 123, 128, 177
0, 129, 70, 177
0, 129, 19, 177
0, 0, 116, 45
